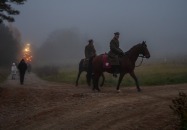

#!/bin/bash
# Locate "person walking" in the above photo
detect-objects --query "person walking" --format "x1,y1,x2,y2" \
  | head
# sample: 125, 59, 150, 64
18, 59, 27, 85
11, 62, 17, 80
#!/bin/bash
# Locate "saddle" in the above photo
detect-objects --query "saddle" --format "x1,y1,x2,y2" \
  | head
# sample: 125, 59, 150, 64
102, 53, 112, 69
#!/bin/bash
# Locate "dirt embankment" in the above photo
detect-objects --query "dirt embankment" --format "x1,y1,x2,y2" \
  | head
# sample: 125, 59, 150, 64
0, 73, 185, 130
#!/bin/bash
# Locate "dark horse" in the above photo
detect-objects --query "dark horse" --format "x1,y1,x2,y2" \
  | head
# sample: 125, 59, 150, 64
75, 58, 105, 86
92, 41, 150, 92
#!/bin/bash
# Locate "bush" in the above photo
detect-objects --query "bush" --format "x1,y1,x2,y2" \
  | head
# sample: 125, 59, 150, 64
34, 66, 59, 77
170, 92, 187, 130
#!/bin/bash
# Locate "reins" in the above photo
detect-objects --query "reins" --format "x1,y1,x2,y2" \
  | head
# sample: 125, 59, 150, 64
135, 55, 145, 67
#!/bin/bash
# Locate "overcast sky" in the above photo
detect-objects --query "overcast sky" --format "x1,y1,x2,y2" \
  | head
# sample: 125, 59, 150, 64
12, 0, 187, 58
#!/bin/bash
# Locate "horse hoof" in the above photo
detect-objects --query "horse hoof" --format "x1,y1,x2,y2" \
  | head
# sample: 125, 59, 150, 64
117, 90, 121, 93
137, 89, 141, 92
97, 89, 101, 92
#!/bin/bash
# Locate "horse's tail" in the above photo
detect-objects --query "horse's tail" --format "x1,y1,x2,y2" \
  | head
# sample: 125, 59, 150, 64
79, 59, 84, 71
92, 54, 103, 74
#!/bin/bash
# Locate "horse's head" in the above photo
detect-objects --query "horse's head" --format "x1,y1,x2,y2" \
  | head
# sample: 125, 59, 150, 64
139, 41, 150, 59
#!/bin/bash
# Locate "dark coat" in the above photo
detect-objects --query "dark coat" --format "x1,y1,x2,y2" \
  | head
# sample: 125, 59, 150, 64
18, 59, 27, 74
85, 43, 96, 59
108, 37, 123, 65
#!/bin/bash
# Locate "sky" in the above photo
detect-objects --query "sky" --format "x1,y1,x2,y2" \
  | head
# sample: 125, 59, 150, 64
12, 0, 187, 60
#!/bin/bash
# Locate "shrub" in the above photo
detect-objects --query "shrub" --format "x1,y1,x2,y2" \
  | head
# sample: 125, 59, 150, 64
170, 92, 187, 130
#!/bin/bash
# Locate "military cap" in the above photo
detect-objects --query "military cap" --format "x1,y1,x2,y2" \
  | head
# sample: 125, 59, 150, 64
114, 32, 120, 35
88, 39, 93, 43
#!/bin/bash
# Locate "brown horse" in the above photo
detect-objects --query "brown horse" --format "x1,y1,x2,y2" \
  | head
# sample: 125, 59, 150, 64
75, 58, 105, 86
92, 41, 150, 92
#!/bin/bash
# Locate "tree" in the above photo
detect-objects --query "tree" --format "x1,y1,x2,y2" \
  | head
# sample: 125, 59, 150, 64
0, 0, 26, 23
0, 23, 21, 66
36, 28, 84, 65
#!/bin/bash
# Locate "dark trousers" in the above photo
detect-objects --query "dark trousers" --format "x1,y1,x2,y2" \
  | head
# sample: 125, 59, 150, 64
86, 57, 94, 85
20, 72, 25, 84
88, 56, 94, 75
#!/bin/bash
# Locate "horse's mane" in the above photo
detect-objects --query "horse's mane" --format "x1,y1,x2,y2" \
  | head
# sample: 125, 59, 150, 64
126, 43, 142, 54
102, 43, 143, 56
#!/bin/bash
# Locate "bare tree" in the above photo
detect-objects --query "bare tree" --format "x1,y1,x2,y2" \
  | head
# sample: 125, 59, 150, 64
0, 0, 26, 23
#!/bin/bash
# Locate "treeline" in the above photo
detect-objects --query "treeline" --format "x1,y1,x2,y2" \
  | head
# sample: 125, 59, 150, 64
35, 28, 84, 66
0, 23, 21, 67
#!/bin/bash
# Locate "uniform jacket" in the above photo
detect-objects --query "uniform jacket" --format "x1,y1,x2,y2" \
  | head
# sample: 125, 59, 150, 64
85, 44, 96, 59
18, 60, 27, 74
108, 37, 123, 65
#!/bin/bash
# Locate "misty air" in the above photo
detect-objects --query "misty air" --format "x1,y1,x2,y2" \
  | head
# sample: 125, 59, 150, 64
0, 0, 187, 129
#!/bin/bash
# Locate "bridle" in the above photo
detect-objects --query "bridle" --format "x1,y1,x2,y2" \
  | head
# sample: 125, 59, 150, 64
135, 43, 149, 67
135, 55, 146, 67
124, 43, 149, 67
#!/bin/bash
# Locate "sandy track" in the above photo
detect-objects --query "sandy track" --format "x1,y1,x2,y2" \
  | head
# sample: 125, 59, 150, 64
0, 73, 186, 130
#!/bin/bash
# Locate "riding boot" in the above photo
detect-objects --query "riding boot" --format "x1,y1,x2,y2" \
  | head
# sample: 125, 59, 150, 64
87, 57, 94, 86
112, 65, 119, 78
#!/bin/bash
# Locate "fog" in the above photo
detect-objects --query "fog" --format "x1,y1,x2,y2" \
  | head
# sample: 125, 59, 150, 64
12, 0, 187, 65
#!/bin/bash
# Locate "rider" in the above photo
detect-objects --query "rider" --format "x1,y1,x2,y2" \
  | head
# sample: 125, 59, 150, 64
85, 39, 96, 62
85, 39, 96, 79
108, 32, 124, 77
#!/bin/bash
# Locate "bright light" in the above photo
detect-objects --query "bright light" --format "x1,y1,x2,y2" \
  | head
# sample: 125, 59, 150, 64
24, 48, 29, 52
23, 43, 32, 62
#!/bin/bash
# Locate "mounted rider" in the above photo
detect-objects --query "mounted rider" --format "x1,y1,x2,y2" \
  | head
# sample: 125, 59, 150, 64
108, 32, 124, 77
85, 39, 96, 81
85, 39, 96, 61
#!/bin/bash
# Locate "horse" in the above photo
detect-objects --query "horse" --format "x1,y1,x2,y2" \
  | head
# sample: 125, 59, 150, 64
92, 41, 150, 92
75, 58, 105, 87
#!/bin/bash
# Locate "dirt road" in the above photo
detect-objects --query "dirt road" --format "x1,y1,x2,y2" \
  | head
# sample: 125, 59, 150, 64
0, 72, 186, 130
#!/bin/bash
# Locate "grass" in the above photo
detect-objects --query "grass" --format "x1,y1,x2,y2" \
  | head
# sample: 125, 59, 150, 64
135, 63, 187, 86
0, 68, 9, 83
35, 62, 187, 87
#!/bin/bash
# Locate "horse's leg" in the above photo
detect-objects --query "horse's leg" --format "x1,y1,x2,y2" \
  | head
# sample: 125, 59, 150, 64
116, 73, 125, 91
129, 71, 141, 92
93, 73, 101, 92
75, 70, 82, 86
100, 73, 105, 87
76, 59, 84, 86
86, 72, 91, 86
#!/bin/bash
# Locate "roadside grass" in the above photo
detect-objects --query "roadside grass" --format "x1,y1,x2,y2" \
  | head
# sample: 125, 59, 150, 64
0, 68, 9, 83
35, 63, 187, 86
136, 63, 187, 86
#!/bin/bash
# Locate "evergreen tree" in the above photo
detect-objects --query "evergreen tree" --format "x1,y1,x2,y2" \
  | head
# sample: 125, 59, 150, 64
0, 0, 26, 23
0, 23, 21, 66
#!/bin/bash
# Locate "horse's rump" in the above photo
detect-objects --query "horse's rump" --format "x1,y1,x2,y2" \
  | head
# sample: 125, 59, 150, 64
102, 53, 112, 69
